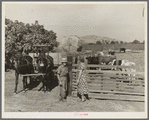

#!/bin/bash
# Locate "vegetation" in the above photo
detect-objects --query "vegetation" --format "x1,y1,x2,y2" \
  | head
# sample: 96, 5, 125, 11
132, 39, 140, 44
77, 45, 83, 52
96, 41, 102, 45
110, 41, 115, 44
5, 18, 58, 56
81, 44, 144, 53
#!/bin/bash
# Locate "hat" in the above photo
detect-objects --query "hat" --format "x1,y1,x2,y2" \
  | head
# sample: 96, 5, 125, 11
61, 57, 67, 63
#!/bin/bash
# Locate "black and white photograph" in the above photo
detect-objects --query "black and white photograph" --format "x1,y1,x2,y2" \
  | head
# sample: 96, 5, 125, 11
2, 2, 147, 118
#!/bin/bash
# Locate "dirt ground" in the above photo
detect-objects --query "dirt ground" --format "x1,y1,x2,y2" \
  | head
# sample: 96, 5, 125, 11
5, 70, 144, 112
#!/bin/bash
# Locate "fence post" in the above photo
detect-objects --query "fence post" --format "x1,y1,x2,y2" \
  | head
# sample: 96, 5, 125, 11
67, 55, 73, 96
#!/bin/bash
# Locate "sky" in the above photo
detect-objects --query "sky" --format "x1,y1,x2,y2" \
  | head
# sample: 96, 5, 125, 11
3, 2, 147, 42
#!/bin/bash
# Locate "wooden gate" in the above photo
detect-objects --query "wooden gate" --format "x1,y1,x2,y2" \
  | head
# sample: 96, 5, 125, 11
71, 64, 145, 102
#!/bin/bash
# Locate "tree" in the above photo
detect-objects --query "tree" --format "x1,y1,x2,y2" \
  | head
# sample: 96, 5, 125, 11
88, 43, 95, 45
77, 45, 83, 52
120, 41, 124, 44
110, 41, 115, 44
132, 39, 140, 44
5, 18, 57, 56
115, 41, 119, 44
96, 41, 102, 45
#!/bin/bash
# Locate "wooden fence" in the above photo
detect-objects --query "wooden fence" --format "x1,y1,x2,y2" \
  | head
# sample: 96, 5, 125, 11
70, 64, 145, 102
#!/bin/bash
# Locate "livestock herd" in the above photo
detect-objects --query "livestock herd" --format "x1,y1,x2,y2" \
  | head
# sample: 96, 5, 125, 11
74, 51, 136, 80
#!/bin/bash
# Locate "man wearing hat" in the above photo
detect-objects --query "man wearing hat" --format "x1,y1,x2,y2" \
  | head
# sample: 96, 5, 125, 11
57, 57, 68, 102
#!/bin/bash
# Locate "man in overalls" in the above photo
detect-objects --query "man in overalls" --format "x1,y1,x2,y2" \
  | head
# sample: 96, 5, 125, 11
57, 57, 68, 102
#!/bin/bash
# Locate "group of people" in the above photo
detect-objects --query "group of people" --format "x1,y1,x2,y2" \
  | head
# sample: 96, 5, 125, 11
57, 55, 89, 102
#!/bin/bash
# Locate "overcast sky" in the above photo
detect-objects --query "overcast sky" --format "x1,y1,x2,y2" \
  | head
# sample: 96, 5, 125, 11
4, 2, 147, 42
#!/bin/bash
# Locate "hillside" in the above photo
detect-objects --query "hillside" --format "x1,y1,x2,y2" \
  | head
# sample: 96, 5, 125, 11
59, 35, 122, 46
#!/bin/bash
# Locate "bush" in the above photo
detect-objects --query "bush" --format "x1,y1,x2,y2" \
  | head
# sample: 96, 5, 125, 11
110, 41, 115, 44
96, 41, 102, 45
132, 39, 140, 44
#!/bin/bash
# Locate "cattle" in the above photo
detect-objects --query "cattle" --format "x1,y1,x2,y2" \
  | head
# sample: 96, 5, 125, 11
85, 52, 116, 70
98, 55, 116, 65
121, 60, 136, 80
13, 52, 34, 94
112, 59, 136, 81
108, 49, 115, 55
86, 55, 93, 64
37, 51, 54, 92
120, 48, 126, 53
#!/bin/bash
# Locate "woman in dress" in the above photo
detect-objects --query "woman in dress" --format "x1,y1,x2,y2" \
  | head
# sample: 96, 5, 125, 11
76, 55, 89, 102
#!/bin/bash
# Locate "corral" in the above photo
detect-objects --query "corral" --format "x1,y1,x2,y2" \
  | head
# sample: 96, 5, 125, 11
4, 51, 145, 112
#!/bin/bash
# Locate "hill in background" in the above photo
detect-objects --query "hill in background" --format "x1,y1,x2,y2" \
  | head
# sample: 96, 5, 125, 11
58, 35, 144, 53
58, 35, 123, 47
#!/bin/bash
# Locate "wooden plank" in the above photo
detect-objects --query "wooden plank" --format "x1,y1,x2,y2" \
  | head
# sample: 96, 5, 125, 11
72, 74, 144, 81
72, 77, 145, 85
71, 91, 144, 102
71, 86, 144, 94
72, 64, 136, 69
89, 93, 145, 102
87, 84, 144, 91
72, 81, 144, 89
72, 70, 144, 78
72, 89, 144, 96
88, 86, 144, 93
72, 69, 144, 76
20, 73, 46, 76
72, 80, 145, 89
113, 87, 144, 93
103, 73, 144, 79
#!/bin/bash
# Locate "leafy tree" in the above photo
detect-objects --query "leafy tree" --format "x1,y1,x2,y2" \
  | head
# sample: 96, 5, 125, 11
5, 18, 57, 56
106, 41, 109, 44
77, 45, 83, 52
88, 43, 95, 45
110, 41, 115, 44
120, 41, 123, 44
132, 39, 140, 44
96, 41, 102, 45
115, 41, 119, 44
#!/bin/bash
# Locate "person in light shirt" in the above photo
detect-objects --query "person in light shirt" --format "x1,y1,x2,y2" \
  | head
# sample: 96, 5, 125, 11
57, 57, 68, 102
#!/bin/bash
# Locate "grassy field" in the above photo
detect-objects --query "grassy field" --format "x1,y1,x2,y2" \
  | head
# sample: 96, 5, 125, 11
115, 51, 145, 72
82, 44, 144, 52
4, 52, 145, 112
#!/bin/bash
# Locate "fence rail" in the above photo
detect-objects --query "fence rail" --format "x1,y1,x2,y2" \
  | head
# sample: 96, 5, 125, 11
71, 64, 145, 102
